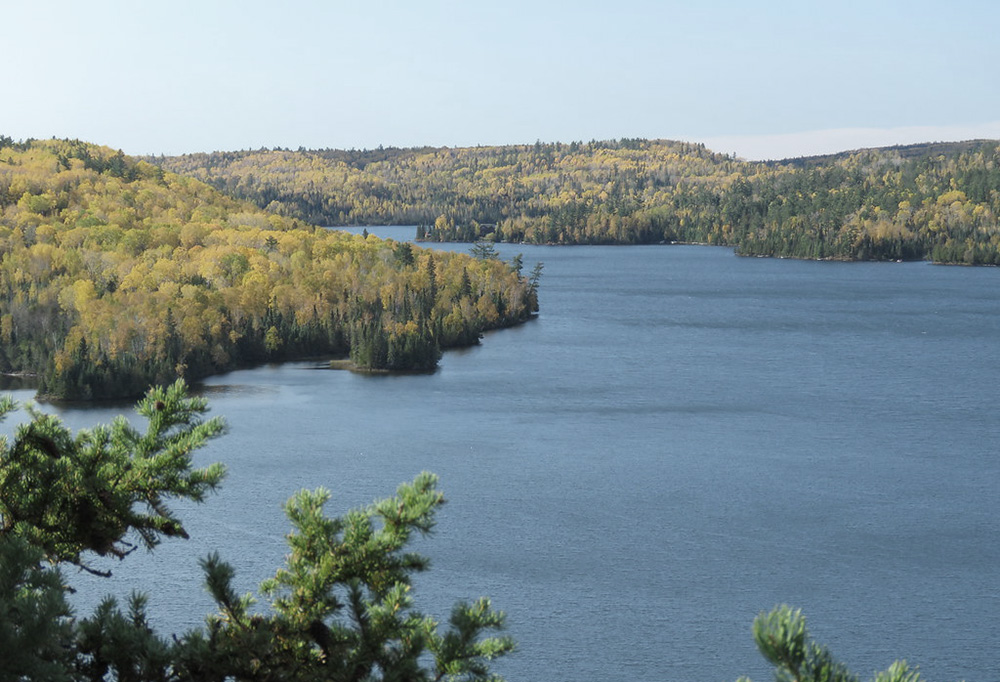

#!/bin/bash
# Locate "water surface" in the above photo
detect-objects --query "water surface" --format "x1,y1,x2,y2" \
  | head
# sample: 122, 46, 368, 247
9, 233, 998, 681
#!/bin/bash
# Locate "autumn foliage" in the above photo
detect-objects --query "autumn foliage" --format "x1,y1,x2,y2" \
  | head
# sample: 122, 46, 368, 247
0, 137, 536, 400
156, 138, 1000, 263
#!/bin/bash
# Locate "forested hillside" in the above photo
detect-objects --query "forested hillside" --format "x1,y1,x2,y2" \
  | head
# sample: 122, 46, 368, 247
154, 139, 749, 241
155, 138, 1000, 264
0, 137, 536, 400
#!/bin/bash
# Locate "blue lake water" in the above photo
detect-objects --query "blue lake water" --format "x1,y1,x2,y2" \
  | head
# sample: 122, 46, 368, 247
6, 230, 999, 681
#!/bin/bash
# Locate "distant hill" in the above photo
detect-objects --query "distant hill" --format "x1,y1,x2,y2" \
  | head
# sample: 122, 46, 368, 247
771, 139, 998, 168
151, 138, 743, 233
152, 138, 1000, 264
0, 137, 536, 399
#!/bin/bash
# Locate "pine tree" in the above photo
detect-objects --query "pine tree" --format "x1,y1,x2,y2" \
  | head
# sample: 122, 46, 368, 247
0, 383, 515, 680
469, 239, 499, 260
0, 380, 226, 573
739, 605, 922, 682
183, 474, 514, 680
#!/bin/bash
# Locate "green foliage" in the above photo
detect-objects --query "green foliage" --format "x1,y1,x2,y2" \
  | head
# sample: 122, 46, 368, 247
0, 383, 514, 681
0, 380, 225, 573
183, 473, 515, 681
75, 593, 176, 682
0, 536, 74, 681
740, 605, 923, 682
527, 262, 543, 313
469, 240, 500, 260
873, 661, 924, 682
748, 605, 856, 682
0, 381, 225, 679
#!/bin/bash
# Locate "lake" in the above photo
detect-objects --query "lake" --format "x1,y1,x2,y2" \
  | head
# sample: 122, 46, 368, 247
6, 229, 998, 681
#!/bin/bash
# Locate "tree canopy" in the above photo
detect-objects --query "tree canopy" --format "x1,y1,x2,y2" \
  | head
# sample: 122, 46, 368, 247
0, 138, 537, 400
153, 138, 1000, 264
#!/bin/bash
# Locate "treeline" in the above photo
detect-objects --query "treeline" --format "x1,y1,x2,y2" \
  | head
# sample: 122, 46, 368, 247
152, 139, 743, 236
733, 142, 1000, 263
153, 138, 1000, 264
0, 138, 537, 400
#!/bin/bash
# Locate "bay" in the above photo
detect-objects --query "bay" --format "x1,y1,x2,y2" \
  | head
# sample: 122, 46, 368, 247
7, 230, 999, 681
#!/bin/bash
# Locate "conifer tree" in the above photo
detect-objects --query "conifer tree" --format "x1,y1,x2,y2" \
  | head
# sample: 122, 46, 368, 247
739, 605, 922, 682
0, 383, 515, 681
0, 380, 226, 574
469, 240, 499, 260
180, 473, 514, 681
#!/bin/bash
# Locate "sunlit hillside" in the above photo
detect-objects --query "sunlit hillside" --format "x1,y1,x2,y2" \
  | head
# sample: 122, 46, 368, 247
0, 137, 536, 399
155, 138, 1000, 264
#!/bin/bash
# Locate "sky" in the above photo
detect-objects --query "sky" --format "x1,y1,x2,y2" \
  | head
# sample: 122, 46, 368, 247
5, 0, 1000, 161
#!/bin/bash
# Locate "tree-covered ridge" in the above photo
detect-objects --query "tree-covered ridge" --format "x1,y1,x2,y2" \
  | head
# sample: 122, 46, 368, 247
734, 141, 1000, 263
154, 138, 1000, 264
0, 137, 536, 400
153, 138, 751, 238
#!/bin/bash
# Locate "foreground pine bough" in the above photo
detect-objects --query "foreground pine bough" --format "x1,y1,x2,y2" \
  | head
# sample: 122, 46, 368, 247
0, 381, 514, 681
0, 382, 931, 681
740, 604, 924, 682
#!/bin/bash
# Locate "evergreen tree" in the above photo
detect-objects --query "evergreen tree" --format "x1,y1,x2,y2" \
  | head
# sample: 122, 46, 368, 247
527, 262, 544, 313
0, 536, 75, 681
0, 380, 226, 573
182, 473, 513, 680
0, 383, 515, 680
739, 605, 922, 682
469, 240, 499, 260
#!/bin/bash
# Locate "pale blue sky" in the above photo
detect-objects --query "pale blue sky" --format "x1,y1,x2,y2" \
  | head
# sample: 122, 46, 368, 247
5, 0, 999, 159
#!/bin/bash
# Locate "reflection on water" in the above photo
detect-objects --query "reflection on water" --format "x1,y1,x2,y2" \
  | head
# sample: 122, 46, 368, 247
0, 374, 35, 392
194, 382, 283, 398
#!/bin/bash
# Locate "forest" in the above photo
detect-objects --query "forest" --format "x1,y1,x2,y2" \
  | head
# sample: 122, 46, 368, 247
0, 137, 538, 401
154, 138, 1000, 264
